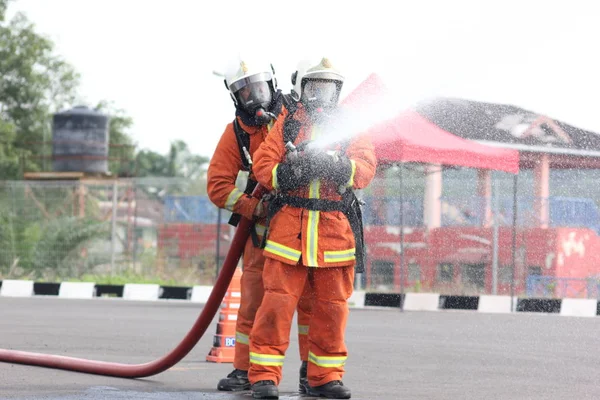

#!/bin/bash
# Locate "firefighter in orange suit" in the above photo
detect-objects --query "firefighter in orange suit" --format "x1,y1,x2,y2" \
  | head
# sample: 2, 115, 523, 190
248, 57, 377, 399
206, 57, 314, 393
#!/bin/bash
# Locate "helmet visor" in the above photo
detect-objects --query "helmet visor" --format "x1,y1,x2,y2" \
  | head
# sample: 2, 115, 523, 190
235, 80, 272, 112
301, 79, 340, 106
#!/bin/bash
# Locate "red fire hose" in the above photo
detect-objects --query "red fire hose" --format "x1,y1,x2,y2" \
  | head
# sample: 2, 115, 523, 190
0, 185, 268, 378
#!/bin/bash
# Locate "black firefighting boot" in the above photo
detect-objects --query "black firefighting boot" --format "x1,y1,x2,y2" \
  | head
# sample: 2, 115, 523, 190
251, 380, 279, 399
217, 368, 250, 391
307, 380, 351, 399
299, 361, 308, 393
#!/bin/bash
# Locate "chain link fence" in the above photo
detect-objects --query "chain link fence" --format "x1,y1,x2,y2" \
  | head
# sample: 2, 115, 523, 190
0, 177, 235, 285
1, 166, 600, 296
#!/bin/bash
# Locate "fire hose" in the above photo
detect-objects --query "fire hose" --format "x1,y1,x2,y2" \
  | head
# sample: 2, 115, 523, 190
0, 185, 268, 378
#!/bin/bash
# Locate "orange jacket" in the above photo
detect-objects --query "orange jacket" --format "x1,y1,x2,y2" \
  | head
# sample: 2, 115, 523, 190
207, 108, 288, 224
253, 106, 377, 268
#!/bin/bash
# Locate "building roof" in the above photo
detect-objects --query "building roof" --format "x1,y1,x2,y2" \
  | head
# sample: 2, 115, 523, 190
417, 97, 600, 157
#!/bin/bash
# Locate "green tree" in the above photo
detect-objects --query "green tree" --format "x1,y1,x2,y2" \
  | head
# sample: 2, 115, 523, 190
136, 140, 208, 179
0, 1, 80, 178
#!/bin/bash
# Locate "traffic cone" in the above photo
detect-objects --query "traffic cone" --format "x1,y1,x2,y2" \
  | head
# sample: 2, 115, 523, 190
206, 267, 243, 363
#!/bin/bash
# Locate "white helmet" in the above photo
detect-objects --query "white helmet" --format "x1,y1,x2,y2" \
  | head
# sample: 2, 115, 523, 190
290, 57, 344, 112
224, 56, 278, 114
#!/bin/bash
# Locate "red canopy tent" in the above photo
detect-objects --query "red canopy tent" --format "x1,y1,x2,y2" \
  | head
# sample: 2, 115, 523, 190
369, 110, 520, 173
340, 73, 520, 174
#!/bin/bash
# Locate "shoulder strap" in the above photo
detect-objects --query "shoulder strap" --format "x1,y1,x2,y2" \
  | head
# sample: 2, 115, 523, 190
282, 93, 297, 115
281, 94, 302, 145
232, 118, 251, 172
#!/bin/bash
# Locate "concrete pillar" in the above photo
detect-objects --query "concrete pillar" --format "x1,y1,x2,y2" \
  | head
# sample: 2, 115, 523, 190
424, 164, 442, 230
372, 168, 387, 225
534, 153, 550, 228
476, 169, 492, 227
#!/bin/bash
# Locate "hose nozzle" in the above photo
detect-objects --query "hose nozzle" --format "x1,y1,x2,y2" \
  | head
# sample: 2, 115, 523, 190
285, 141, 297, 153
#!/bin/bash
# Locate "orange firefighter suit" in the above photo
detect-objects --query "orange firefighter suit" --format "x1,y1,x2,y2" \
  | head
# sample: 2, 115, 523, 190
207, 109, 314, 372
248, 105, 377, 387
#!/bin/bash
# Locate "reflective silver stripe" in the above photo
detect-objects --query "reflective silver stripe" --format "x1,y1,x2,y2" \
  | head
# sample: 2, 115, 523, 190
264, 240, 301, 262
272, 164, 279, 189
236, 331, 249, 345
324, 248, 356, 263
250, 352, 285, 366
347, 159, 356, 187
224, 187, 244, 212
255, 224, 266, 237
308, 351, 347, 368
298, 325, 309, 335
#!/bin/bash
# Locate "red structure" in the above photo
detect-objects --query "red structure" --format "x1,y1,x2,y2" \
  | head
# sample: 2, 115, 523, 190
157, 222, 230, 261
364, 225, 600, 297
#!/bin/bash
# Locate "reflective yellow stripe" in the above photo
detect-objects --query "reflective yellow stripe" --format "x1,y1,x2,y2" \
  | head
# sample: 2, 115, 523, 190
324, 248, 356, 263
264, 240, 301, 262
236, 331, 249, 345
272, 164, 279, 190
298, 325, 309, 335
305, 125, 322, 267
250, 352, 285, 366
306, 179, 320, 267
308, 351, 346, 368
255, 224, 266, 237
224, 187, 244, 212
347, 160, 356, 187
267, 120, 274, 131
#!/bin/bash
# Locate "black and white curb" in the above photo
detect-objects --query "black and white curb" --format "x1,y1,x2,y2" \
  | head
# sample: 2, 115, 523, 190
1, 280, 597, 317
361, 292, 599, 318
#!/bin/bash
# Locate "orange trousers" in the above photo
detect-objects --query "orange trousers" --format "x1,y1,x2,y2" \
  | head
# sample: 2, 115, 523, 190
248, 258, 354, 387
233, 235, 313, 371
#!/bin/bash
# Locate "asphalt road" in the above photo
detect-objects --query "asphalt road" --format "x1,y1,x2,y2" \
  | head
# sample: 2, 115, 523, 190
0, 297, 599, 399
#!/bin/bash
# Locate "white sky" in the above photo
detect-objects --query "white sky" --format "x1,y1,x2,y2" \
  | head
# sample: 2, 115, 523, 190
7, 0, 600, 158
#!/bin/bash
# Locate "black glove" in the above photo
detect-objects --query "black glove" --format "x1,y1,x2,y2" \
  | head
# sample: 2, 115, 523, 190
276, 150, 353, 191
329, 155, 353, 187
304, 149, 353, 186
276, 160, 311, 191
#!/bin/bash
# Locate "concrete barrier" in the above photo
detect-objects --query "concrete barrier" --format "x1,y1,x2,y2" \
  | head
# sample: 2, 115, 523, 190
123, 284, 161, 301
58, 282, 96, 299
348, 290, 366, 308
403, 293, 440, 311
0, 280, 34, 297
559, 298, 598, 317
478, 295, 515, 314
190, 285, 213, 303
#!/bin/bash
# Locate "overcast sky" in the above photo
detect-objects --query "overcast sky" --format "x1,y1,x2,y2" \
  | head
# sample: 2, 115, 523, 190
8, 0, 600, 158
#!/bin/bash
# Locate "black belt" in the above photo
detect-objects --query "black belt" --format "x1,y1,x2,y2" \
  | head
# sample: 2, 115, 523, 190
260, 191, 366, 273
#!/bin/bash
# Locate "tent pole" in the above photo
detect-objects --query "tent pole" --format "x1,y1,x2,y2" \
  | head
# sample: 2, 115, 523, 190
510, 173, 518, 312
399, 163, 405, 311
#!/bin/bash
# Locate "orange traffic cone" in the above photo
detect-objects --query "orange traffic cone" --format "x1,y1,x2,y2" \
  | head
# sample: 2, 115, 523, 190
206, 267, 243, 363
